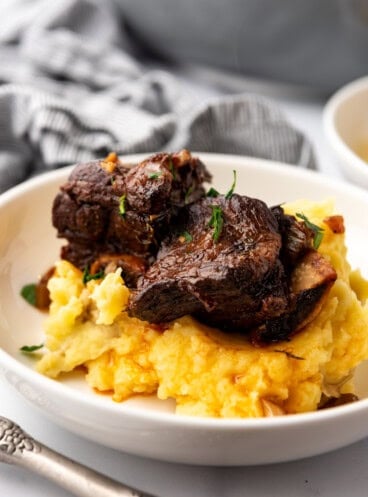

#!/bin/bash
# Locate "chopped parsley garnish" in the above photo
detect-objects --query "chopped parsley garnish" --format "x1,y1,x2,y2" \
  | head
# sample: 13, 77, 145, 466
225, 170, 237, 199
208, 205, 224, 242
206, 170, 237, 199
148, 172, 162, 180
20, 343, 44, 354
20, 283, 37, 306
168, 158, 176, 180
118, 194, 127, 216
206, 187, 220, 198
82, 267, 105, 284
182, 231, 193, 242
296, 212, 324, 249
185, 185, 194, 204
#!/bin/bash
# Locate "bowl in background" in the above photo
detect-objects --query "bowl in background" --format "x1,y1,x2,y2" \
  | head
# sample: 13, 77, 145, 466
323, 76, 368, 189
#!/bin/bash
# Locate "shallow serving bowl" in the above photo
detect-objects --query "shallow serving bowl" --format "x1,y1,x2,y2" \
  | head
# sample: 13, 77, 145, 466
1, 153, 368, 466
323, 76, 368, 189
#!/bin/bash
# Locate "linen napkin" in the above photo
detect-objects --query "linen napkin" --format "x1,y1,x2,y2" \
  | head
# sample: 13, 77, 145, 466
0, 0, 316, 193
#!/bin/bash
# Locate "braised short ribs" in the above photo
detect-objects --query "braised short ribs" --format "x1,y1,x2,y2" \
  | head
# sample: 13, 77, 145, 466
128, 195, 287, 328
128, 195, 337, 343
52, 151, 337, 343
52, 150, 210, 286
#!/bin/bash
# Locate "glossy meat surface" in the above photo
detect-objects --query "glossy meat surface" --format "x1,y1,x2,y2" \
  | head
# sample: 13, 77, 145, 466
129, 195, 337, 342
52, 150, 337, 343
128, 194, 290, 330
52, 150, 210, 285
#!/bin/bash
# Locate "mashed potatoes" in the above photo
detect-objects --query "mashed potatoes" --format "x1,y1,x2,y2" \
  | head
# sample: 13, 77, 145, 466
37, 200, 368, 417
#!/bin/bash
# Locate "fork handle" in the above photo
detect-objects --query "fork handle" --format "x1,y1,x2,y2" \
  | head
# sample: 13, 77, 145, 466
0, 417, 155, 497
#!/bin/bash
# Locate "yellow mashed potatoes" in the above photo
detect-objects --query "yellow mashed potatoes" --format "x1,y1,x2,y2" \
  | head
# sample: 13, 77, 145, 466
37, 199, 368, 418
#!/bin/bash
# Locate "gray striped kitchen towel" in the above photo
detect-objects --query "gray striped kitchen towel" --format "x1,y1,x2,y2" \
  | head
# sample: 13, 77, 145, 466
0, 0, 315, 193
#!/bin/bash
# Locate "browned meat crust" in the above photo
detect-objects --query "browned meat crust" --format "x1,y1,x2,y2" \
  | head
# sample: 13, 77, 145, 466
52, 150, 211, 286
52, 151, 337, 343
128, 194, 337, 342
250, 249, 337, 344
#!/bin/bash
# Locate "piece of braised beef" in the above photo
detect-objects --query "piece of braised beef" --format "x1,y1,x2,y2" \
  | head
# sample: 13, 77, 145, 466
52, 149, 338, 343
128, 194, 290, 330
250, 249, 337, 343
128, 195, 337, 343
52, 150, 211, 286
271, 206, 315, 267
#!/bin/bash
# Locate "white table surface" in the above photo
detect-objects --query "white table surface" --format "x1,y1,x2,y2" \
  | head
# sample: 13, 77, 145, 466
1, 74, 367, 497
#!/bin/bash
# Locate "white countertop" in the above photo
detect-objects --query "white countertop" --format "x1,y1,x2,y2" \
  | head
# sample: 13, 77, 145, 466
1, 79, 366, 497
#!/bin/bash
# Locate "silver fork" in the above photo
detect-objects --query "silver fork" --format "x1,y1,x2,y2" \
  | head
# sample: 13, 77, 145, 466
0, 415, 157, 497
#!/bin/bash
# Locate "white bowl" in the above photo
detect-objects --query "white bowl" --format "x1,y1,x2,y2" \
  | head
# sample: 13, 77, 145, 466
1, 153, 368, 466
323, 76, 368, 188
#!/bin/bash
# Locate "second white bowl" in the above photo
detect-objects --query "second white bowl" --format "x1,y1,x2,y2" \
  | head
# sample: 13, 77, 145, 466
323, 76, 368, 189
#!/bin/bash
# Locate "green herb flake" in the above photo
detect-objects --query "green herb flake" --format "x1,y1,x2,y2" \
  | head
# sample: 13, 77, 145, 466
208, 205, 224, 242
296, 212, 325, 249
185, 185, 194, 204
206, 187, 220, 198
119, 194, 127, 217
148, 172, 162, 180
225, 170, 237, 199
313, 230, 324, 250
20, 343, 44, 354
82, 267, 105, 285
168, 158, 176, 180
182, 231, 193, 242
20, 283, 37, 306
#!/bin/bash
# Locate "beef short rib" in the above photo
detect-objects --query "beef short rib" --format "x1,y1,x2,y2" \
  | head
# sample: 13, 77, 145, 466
52, 149, 337, 343
128, 194, 337, 342
52, 150, 210, 285
128, 194, 290, 331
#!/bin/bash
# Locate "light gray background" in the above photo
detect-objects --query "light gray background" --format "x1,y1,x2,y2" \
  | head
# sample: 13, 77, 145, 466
116, 0, 368, 93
